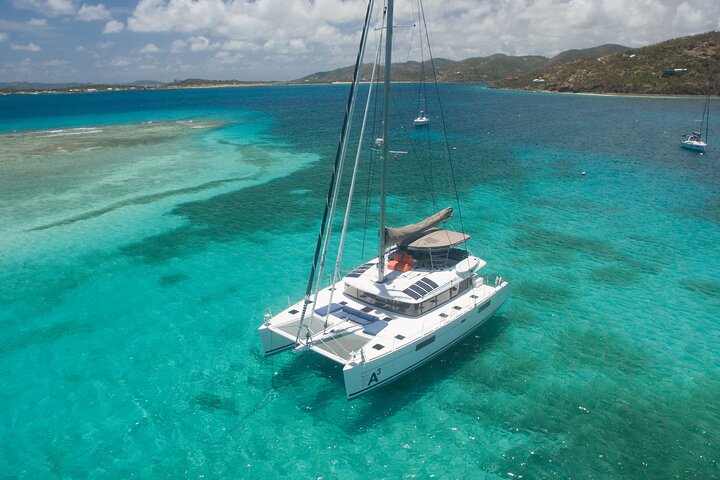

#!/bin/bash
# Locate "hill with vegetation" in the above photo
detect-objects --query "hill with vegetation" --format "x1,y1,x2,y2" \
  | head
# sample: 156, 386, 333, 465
493, 31, 719, 95
292, 54, 549, 83
545, 44, 631, 66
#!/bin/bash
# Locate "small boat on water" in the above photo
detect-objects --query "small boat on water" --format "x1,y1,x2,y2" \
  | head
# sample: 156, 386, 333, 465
258, 0, 509, 399
413, 111, 430, 126
681, 84, 710, 153
413, 19, 430, 128
681, 131, 707, 152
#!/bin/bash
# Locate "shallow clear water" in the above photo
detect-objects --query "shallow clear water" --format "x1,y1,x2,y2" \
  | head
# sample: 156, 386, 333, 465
0, 86, 718, 478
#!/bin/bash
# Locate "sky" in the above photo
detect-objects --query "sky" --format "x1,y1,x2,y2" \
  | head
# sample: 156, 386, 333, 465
1, 0, 719, 84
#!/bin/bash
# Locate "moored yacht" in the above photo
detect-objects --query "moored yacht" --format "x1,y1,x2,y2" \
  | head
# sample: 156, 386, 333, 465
258, 0, 509, 398
681, 131, 707, 152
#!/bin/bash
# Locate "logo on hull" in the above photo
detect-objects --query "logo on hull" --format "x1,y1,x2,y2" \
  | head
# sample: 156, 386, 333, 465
367, 368, 382, 386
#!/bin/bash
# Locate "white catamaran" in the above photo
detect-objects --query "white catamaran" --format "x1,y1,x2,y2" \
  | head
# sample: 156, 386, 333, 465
259, 0, 509, 399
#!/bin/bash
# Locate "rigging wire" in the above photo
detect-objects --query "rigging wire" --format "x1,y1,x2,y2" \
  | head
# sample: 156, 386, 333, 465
361, 13, 386, 259
323, 14, 385, 331
294, 0, 375, 343
418, 0, 467, 245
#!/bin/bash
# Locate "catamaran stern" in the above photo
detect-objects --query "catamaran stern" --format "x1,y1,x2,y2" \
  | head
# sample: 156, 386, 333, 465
259, 323, 296, 356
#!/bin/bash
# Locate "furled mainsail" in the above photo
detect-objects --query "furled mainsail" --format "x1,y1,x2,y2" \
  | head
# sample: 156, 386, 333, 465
384, 207, 453, 246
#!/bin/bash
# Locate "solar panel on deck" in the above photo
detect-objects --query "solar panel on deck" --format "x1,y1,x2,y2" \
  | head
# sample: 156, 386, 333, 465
403, 288, 422, 299
403, 275, 441, 300
347, 263, 373, 278
408, 284, 427, 296
414, 282, 431, 293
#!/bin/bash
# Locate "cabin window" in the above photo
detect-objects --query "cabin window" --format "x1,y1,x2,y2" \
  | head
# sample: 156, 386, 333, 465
416, 336, 436, 351
372, 344, 385, 350
477, 300, 491, 313
344, 277, 472, 317
288, 309, 299, 314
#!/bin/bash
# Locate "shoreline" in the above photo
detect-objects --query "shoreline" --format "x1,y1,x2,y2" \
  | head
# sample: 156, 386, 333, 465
0, 82, 287, 96
490, 87, 716, 100
1, 81, 713, 98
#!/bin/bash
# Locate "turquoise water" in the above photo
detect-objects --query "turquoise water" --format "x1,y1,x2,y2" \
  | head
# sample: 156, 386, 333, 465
1, 85, 718, 478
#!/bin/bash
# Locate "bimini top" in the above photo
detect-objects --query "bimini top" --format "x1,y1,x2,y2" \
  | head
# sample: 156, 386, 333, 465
399, 228, 469, 250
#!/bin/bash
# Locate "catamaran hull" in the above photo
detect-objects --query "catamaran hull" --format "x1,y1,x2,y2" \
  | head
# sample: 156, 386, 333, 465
259, 324, 296, 355
342, 283, 510, 399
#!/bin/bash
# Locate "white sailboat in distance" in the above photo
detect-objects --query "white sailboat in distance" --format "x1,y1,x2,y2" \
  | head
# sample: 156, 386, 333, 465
681, 82, 710, 153
259, 0, 510, 399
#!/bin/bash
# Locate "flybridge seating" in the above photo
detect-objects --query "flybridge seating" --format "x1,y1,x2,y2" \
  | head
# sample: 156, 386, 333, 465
315, 303, 389, 335
400, 246, 469, 270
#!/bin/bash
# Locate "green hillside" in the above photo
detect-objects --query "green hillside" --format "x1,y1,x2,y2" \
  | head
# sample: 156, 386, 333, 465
493, 31, 720, 95
292, 55, 548, 83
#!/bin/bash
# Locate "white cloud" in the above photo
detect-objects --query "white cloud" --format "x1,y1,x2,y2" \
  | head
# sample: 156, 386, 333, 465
44, 59, 71, 66
27, 18, 48, 26
171, 35, 219, 52
221, 39, 255, 52
213, 50, 243, 64
11, 42, 41, 52
188, 35, 216, 51
139, 43, 159, 54
170, 38, 186, 53
128, 0, 227, 33
110, 56, 131, 67
77, 3, 111, 21
103, 19, 124, 34
14, 0, 76, 17
0, 32, 8, 42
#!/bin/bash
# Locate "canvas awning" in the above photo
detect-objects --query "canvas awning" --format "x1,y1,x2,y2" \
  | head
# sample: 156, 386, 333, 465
384, 207, 467, 247
401, 228, 469, 249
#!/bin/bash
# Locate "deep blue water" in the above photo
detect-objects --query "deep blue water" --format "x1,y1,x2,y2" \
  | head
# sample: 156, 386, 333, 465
0, 85, 719, 479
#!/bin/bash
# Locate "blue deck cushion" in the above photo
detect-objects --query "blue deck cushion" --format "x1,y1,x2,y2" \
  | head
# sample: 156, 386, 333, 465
332, 305, 381, 326
341, 306, 379, 323
337, 312, 373, 325
315, 303, 343, 317
363, 320, 389, 336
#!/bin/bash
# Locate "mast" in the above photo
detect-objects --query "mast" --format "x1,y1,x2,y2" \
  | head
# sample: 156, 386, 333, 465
378, 0, 394, 283
704, 85, 710, 141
